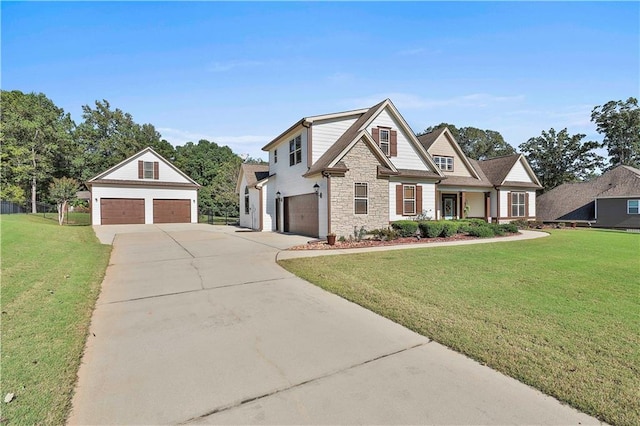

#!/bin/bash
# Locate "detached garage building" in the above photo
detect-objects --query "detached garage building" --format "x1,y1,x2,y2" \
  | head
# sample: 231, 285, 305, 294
88, 147, 200, 225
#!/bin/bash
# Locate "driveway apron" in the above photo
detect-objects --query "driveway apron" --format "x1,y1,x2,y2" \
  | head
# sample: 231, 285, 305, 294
69, 224, 600, 425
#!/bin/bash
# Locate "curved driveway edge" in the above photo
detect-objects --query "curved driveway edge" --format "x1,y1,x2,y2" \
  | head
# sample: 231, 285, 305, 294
70, 225, 599, 425
277, 229, 549, 260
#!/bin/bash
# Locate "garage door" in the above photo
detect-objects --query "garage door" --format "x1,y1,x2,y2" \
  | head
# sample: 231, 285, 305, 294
284, 193, 318, 237
153, 199, 191, 223
100, 198, 145, 225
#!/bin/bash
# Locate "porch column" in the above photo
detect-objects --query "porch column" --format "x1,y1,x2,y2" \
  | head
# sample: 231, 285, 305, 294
484, 192, 491, 222
461, 192, 466, 219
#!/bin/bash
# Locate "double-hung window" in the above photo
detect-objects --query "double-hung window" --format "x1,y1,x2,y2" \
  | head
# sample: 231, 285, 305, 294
403, 185, 416, 215
143, 161, 154, 179
628, 200, 639, 214
289, 135, 302, 166
354, 183, 368, 214
511, 192, 526, 217
433, 156, 453, 172
379, 129, 390, 156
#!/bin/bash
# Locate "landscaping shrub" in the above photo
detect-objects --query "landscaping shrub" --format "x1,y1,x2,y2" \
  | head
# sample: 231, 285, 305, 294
491, 224, 505, 236
468, 225, 495, 238
371, 228, 399, 241
419, 221, 445, 238
391, 220, 418, 237
441, 222, 459, 237
510, 218, 530, 229
500, 223, 519, 234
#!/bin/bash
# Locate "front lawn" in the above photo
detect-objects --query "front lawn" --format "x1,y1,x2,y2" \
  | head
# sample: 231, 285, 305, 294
279, 229, 640, 426
0, 214, 111, 424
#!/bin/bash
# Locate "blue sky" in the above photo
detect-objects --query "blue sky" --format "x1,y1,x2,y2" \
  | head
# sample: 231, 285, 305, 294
3, 1, 638, 160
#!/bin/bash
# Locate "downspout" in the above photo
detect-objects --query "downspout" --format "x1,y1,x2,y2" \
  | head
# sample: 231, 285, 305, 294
494, 185, 500, 223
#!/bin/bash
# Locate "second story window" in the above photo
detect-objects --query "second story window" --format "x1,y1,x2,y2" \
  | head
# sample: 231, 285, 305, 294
379, 129, 390, 156
434, 155, 454, 171
289, 135, 302, 166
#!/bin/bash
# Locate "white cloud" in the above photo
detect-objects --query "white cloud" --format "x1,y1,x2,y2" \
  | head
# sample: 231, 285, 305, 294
206, 60, 263, 72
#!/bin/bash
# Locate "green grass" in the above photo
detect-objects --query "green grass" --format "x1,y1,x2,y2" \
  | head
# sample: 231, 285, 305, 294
1, 214, 111, 424
40, 211, 92, 226
280, 229, 640, 426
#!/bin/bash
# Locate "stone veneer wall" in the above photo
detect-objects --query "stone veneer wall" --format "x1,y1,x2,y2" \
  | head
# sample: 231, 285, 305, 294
330, 140, 389, 239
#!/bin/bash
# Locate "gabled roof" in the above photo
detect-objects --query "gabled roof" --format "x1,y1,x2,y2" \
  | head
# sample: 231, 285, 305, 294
304, 99, 443, 178
417, 127, 482, 181
477, 154, 542, 188
261, 107, 369, 151
236, 163, 270, 192
536, 165, 640, 221
87, 146, 199, 186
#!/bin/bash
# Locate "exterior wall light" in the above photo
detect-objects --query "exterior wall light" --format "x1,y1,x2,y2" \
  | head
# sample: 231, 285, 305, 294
313, 183, 322, 198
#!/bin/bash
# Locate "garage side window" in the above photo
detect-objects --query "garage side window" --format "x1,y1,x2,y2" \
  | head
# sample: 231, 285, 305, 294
138, 160, 159, 180
244, 187, 250, 214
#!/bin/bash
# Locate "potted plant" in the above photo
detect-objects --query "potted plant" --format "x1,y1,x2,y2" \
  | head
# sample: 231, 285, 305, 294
326, 232, 337, 246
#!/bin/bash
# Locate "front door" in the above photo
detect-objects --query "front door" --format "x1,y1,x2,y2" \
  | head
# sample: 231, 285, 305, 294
442, 194, 457, 220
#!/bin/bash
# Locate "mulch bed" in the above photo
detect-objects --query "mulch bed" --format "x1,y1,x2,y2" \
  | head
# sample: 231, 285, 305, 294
288, 232, 519, 251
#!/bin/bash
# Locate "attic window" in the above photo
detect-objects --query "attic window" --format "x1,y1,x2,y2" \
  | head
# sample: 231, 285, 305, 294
434, 156, 454, 172
138, 160, 159, 179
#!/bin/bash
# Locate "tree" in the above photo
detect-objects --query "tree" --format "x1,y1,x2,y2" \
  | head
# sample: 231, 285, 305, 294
419, 123, 515, 160
591, 97, 640, 169
49, 177, 79, 225
174, 140, 244, 215
0, 90, 75, 212
519, 128, 604, 192
74, 100, 175, 180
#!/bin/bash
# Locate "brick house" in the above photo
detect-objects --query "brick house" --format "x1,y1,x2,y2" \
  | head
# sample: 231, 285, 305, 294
238, 99, 541, 238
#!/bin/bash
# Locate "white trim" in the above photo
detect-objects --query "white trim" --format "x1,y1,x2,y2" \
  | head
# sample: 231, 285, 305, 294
354, 182, 368, 215
328, 130, 398, 172
306, 108, 369, 123
627, 199, 640, 214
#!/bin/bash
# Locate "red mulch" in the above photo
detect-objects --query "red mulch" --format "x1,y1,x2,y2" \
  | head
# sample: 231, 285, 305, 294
288, 232, 519, 251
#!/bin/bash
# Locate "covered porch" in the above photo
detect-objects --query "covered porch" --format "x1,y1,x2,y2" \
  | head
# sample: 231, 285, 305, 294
435, 188, 491, 221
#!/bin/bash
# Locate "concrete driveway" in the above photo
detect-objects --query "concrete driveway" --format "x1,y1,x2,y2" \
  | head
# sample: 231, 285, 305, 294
69, 224, 600, 425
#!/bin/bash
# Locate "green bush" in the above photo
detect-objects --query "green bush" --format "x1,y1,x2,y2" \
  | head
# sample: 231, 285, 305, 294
391, 220, 419, 237
441, 222, 459, 237
491, 224, 505, 236
468, 225, 495, 238
371, 228, 399, 241
510, 218, 530, 229
419, 221, 445, 238
500, 223, 519, 234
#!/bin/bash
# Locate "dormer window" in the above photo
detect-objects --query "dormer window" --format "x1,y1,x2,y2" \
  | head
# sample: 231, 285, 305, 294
379, 129, 390, 156
289, 135, 302, 166
434, 156, 454, 172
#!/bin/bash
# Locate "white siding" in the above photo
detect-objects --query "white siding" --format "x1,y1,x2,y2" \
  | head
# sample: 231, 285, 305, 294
312, 117, 358, 163
388, 180, 437, 222
105, 151, 192, 183
499, 190, 509, 218
268, 130, 316, 197
528, 190, 537, 217
505, 158, 535, 183
368, 108, 430, 171
238, 174, 252, 229
91, 185, 197, 225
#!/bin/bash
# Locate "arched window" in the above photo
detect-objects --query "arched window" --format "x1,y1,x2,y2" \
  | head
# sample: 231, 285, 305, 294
244, 187, 250, 214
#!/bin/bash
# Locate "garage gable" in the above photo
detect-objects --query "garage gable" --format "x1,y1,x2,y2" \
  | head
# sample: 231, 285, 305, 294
88, 147, 198, 186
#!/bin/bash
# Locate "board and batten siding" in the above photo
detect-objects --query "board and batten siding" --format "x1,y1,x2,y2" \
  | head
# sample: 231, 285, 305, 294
368, 107, 430, 171
427, 134, 475, 178
311, 117, 359, 164
505, 159, 535, 183
91, 185, 197, 225
104, 152, 190, 183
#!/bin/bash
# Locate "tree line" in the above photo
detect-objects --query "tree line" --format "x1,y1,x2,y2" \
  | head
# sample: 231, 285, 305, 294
1, 90, 264, 216
420, 97, 639, 192
2, 90, 638, 216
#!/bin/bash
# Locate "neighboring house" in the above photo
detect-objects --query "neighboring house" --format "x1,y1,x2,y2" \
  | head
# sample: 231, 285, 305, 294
88, 147, 200, 225
537, 165, 640, 229
236, 163, 270, 230
237, 99, 541, 238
